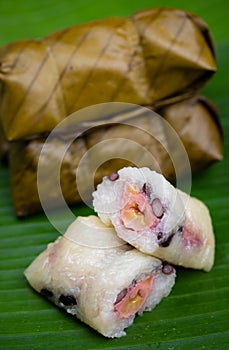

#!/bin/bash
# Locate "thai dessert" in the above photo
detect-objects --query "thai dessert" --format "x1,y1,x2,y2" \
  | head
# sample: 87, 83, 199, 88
93, 167, 185, 253
0, 8, 215, 141
0, 7, 222, 218
24, 216, 176, 338
93, 167, 215, 271
154, 189, 215, 272
8, 95, 222, 217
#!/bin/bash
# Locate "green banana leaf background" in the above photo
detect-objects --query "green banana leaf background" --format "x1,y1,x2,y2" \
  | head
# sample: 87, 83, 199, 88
0, 0, 228, 349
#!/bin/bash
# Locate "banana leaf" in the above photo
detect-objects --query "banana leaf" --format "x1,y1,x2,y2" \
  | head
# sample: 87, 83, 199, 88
8, 95, 222, 217
0, 1, 229, 350
0, 8, 216, 141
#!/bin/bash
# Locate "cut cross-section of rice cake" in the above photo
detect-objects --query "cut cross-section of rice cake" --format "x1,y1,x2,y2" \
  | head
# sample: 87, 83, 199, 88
154, 190, 215, 272
24, 216, 176, 338
93, 167, 185, 253
93, 167, 215, 271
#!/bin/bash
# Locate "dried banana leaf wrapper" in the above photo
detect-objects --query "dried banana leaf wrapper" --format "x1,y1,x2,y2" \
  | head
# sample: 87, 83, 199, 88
9, 95, 222, 217
155, 96, 223, 174
0, 7, 215, 141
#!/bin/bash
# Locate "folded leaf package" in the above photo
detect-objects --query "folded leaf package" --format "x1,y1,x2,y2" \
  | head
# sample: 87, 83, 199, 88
0, 7, 216, 140
9, 95, 222, 217
25, 215, 176, 338
0, 7, 223, 218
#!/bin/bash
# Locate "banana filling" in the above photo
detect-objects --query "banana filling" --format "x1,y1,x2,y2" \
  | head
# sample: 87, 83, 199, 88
114, 275, 153, 318
120, 184, 164, 232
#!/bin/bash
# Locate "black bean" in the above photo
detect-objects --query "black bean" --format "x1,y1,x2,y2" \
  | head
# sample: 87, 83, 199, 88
142, 183, 151, 197
40, 288, 53, 298
59, 294, 77, 306
159, 233, 174, 247
152, 198, 164, 218
142, 183, 147, 193
108, 172, 119, 181
114, 288, 128, 305
162, 261, 174, 275
157, 232, 164, 240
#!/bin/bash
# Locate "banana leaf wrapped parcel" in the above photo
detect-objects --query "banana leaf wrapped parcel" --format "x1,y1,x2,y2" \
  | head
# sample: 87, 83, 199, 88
155, 96, 223, 174
9, 96, 222, 217
0, 7, 216, 140
0, 7, 223, 217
